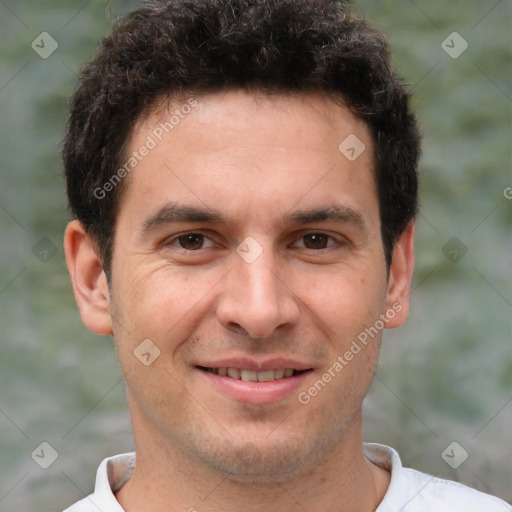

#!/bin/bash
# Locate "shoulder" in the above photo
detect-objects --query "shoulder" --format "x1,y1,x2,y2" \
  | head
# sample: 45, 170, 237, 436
62, 497, 94, 512
364, 443, 512, 512
61, 452, 134, 512
398, 466, 512, 511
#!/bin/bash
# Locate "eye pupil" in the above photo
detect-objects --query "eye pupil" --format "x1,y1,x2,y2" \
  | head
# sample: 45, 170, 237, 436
178, 234, 204, 250
304, 233, 328, 249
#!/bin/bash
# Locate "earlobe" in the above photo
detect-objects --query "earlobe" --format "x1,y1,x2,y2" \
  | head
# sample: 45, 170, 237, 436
385, 222, 415, 329
64, 220, 113, 336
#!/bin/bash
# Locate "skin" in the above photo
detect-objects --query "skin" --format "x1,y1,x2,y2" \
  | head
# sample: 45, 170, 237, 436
65, 90, 415, 512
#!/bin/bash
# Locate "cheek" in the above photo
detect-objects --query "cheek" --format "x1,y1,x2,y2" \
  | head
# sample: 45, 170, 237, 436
295, 266, 387, 335
109, 268, 214, 401
111, 264, 220, 350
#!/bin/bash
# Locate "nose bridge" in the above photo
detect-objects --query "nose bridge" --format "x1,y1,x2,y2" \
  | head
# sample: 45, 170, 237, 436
235, 240, 283, 309
215, 239, 299, 338
242, 255, 279, 301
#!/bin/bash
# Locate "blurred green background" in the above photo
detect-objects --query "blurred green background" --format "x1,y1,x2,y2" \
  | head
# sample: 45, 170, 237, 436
0, 1, 510, 510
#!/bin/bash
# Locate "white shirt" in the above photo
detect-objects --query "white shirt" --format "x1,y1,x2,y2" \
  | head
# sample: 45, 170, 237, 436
63, 443, 512, 511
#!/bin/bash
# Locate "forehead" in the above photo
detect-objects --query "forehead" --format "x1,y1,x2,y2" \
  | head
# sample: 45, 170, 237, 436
142, 90, 371, 157
117, 90, 377, 232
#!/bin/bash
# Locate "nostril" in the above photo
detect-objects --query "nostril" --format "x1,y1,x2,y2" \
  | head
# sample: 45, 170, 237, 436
224, 323, 247, 336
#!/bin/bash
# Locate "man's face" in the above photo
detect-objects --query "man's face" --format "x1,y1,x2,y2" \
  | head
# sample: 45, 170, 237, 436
94, 91, 411, 479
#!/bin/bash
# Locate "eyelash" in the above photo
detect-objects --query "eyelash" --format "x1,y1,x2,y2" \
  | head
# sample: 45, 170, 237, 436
166, 231, 342, 252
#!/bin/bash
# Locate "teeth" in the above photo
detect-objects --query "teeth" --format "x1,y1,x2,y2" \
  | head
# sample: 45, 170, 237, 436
227, 368, 240, 379
241, 370, 258, 381
274, 369, 285, 379
257, 370, 275, 382
209, 367, 299, 381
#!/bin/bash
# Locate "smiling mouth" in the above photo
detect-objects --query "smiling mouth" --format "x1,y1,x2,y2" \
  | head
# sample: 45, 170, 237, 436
197, 366, 310, 382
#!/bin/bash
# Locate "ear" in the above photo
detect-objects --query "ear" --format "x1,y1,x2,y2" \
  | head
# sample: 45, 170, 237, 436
384, 222, 415, 329
64, 220, 113, 335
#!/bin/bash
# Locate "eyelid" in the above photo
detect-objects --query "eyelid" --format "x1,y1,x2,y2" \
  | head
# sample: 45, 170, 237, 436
164, 230, 217, 250
290, 231, 344, 250
162, 229, 346, 252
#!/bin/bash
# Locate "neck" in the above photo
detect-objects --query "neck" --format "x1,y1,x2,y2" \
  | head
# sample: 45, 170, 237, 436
116, 411, 389, 512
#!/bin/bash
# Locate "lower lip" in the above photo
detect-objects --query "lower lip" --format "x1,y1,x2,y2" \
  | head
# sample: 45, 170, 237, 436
197, 368, 312, 405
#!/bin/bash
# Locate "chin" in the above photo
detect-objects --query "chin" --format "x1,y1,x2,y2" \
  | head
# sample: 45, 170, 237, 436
189, 430, 333, 484
209, 443, 305, 483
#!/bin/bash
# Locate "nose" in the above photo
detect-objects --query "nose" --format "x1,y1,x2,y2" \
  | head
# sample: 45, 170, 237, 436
215, 245, 300, 339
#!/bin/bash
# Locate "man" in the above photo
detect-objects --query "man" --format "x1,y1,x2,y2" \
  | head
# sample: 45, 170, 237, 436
61, 0, 511, 510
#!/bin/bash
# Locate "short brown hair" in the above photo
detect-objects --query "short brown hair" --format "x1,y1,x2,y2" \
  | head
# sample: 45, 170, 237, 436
62, 0, 420, 276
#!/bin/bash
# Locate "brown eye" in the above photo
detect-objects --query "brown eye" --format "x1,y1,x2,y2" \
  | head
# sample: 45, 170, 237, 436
302, 233, 331, 249
177, 233, 205, 250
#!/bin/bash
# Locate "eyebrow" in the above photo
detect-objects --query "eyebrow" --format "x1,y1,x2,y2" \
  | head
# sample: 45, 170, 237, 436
139, 202, 367, 235
139, 204, 230, 233
284, 205, 365, 228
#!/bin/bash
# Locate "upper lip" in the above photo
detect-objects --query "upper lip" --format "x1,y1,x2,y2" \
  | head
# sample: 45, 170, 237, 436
196, 358, 313, 372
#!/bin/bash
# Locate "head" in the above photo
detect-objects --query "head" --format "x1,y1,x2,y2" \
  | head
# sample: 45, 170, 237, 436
63, 0, 420, 278
63, 0, 419, 482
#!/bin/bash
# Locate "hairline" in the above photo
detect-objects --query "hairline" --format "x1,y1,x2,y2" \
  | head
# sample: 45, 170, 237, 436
91, 86, 391, 279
